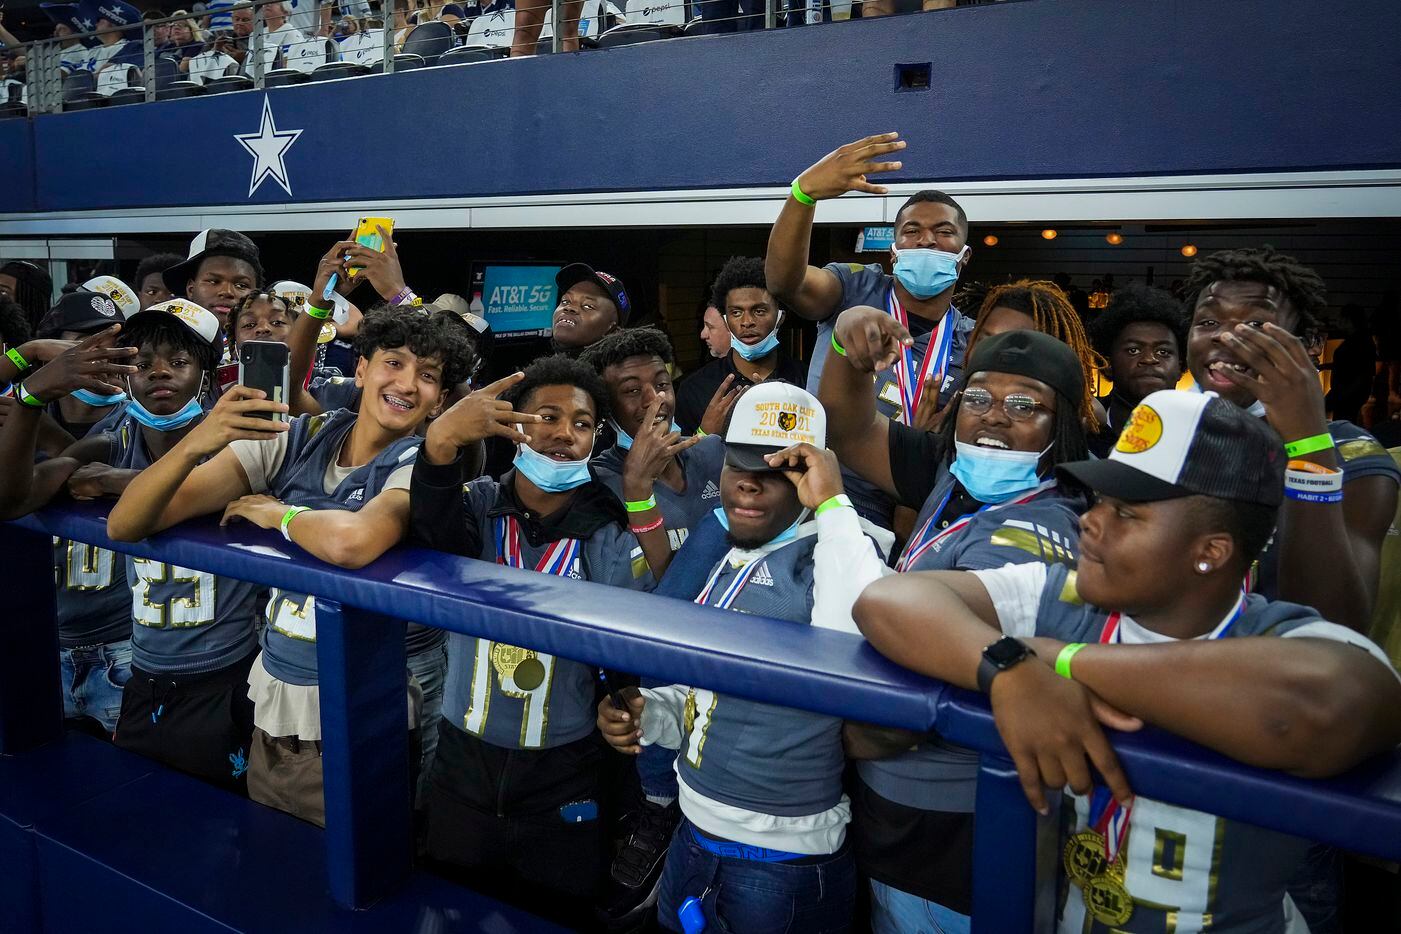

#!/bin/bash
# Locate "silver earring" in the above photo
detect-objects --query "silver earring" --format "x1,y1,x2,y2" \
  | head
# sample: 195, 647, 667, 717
1196, 561, 1211, 573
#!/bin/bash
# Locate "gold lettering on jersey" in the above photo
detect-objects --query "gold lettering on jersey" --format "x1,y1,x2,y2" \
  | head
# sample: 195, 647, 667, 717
990, 527, 1073, 564
1152, 828, 1187, 881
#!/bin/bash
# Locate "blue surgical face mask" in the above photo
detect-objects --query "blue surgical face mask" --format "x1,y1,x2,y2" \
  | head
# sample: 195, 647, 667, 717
513, 440, 593, 493
948, 439, 1052, 504
712, 505, 803, 545
892, 246, 968, 300
611, 418, 680, 451
730, 329, 780, 362
72, 388, 128, 407
125, 394, 204, 432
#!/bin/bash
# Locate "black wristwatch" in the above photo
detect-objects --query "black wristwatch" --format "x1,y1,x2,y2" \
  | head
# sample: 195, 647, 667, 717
977, 636, 1035, 694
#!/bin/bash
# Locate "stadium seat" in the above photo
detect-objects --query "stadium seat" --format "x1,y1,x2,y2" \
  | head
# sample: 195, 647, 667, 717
681, 15, 704, 35
463, 9, 516, 51
152, 57, 178, 92
62, 92, 107, 111
106, 87, 148, 106
401, 20, 455, 64
204, 75, 254, 95
367, 53, 426, 74
597, 24, 670, 47
437, 46, 498, 65
621, 0, 687, 27
309, 61, 371, 82
61, 70, 96, 101
263, 68, 310, 87
0, 101, 25, 119
154, 81, 206, 101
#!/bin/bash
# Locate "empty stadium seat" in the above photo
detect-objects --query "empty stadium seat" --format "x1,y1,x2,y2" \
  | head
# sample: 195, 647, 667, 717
308, 61, 371, 82
263, 68, 310, 87
152, 57, 179, 92
401, 20, 455, 64
61, 70, 96, 102
436, 46, 499, 65
597, 24, 670, 47
0, 101, 25, 119
204, 75, 254, 94
154, 81, 207, 101
367, 53, 426, 74
106, 87, 148, 106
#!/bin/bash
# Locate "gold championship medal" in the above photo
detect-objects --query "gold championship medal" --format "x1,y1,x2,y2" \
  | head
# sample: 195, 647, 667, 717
1062, 830, 1111, 889
683, 689, 697, 735
491, 643, 545, 691
317, 321, 337, 344
1085, 872, 1134, 927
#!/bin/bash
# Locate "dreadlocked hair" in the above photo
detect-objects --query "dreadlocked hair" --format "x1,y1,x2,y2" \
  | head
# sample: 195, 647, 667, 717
578, 327, 675, 374
0, 261, 53, 332
0, 300, 31, 349
968, 279, 1103, 423
224, 290, 293, 351
1183, 247, 1326, 334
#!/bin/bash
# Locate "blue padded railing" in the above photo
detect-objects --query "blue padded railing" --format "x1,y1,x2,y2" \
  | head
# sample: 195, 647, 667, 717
5, 502, 1401, 932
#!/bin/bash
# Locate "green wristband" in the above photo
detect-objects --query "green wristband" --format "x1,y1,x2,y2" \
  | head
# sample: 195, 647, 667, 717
1055, 642, 1088, 680
625, 495, 657, 513
280, 505, 311, 542
5, 347, 29, 372
1283, 432, 1335, 458
814, 494, 853, 517
15, 382, 45, 409
694, 428, 706, 438
305, 304, 332, 320
830, 332, 847, 357
790, 178, 817, 207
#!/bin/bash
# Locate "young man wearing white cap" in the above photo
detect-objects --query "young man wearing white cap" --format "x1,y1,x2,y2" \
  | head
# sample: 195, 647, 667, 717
598, 382, 893, 934
855, 389, 1401, 934
82, 275, 141, 320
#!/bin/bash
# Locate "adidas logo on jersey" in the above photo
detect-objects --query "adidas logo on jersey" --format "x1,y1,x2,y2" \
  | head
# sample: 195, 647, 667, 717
701, 480, 721, 500
346, 488, 364, 503
750, 561, 775, 587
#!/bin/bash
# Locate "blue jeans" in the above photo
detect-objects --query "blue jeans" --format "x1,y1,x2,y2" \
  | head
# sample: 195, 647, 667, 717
870, 879, 970, 934
658, 818, 855, 933
407, 641, 448, 806
59, 639, 133, 734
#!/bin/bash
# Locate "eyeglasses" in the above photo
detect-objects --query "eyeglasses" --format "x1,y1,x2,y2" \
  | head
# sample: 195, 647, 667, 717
959, 388, 1049, 422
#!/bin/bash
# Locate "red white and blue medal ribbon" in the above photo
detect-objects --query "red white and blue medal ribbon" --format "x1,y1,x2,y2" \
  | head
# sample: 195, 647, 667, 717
695, 552, 761, 610
887, 286, 955, 425
495, 515, 580, 576
1091, 592, 1247, 861
895, 479, 1057, 573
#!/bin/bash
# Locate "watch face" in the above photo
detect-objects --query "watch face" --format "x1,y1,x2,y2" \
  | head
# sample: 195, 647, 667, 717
985, 637, 1029, 668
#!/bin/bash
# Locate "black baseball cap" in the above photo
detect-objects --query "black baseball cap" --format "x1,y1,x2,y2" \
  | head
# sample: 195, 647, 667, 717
163, 228, 263, 295
37, 290, 123, 338
1058, 389, 1285, 507
556, 264, 633, 326
962, 329, 1085, 407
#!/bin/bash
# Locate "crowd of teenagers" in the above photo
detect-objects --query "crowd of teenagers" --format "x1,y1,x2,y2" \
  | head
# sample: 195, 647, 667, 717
1, 132, 1400, 934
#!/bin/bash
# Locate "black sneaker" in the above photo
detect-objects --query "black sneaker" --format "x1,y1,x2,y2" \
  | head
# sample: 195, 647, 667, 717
598, 798, 680, 930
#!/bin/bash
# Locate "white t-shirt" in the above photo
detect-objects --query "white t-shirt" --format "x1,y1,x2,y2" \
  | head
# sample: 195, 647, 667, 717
338, 29, 386, 66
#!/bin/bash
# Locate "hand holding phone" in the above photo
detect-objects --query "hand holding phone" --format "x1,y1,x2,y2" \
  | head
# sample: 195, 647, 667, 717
238, 340, 291, 422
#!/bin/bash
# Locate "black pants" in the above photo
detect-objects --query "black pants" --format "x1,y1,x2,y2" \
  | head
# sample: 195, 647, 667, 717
425, 722, 606, 911
114, 652, 257, 796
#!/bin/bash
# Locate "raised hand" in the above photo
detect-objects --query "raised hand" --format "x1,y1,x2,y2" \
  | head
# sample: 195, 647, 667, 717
423, 372, 544, 464
1215, 322, 1329, 446
622, 396, 703, 500
833, 305, 913, 374
343, 225, 408, 301
311, 239, 356, 302
699, 373, 741, 437
20, 326, 138, 403
795, 132, 907, 201
763, 442, 844, 510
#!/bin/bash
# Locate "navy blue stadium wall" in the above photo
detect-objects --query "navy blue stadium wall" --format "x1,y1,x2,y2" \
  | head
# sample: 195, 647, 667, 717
3, 0, 1401, 215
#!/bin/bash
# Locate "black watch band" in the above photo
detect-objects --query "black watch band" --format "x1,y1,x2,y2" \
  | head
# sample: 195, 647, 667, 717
977, 636, 1034, 694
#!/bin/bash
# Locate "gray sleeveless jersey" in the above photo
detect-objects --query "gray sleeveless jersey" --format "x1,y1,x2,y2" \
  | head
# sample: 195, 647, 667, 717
677, 535, 845, 817
53, 537, 131, 648
440, 477, 649, 750
1037, 563, 1322, 934
107, 415, 259, 674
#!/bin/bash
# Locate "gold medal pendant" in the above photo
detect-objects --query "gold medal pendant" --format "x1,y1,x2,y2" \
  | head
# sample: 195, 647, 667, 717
1062, 830, 1110, 889
683, 689, 698, 735
490, 643, 544, 692
1085, 872, 1134, 927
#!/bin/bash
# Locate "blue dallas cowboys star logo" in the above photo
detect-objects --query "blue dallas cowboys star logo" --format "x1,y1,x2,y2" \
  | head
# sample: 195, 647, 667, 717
234, 96, 304, 198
